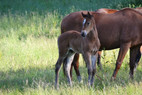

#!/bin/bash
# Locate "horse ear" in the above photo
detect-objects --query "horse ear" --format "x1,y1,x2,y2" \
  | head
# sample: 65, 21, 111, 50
88, 12, 92, 18
81, 12, 86, 18
88, 12, 91, 16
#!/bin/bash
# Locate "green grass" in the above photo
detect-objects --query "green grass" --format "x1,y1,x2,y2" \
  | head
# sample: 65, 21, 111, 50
0, 0, 142, 94
0, 37, 142, 94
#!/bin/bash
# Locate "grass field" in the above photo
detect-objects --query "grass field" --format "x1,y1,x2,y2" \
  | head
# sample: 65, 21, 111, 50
0, 0, 142, 94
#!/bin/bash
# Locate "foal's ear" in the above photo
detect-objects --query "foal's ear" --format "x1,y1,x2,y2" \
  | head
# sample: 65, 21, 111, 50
81, 12, 87, 18
87, 12, 93, 18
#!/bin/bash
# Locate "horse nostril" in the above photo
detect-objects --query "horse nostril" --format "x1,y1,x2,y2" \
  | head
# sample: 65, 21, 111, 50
81, 32, 85, 37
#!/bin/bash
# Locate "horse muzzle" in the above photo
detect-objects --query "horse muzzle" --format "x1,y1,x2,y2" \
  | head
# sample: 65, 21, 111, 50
81, 30, 87, 37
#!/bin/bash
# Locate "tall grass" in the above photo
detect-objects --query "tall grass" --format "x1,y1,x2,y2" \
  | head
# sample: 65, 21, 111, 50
0, 36, 142, 94
0, 0, 142, 94
0, 12, 61, 39
0, 0, 141, 39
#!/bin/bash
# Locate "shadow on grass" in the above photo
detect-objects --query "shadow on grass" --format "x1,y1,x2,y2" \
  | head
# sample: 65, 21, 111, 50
0, 67, 55, 91
0, 64, 142, 91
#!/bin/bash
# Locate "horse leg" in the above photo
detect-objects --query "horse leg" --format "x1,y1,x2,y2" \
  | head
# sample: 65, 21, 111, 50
65, 53, 75, 87
134, 45, 142, 67
70, 63, 73, 80
111, 43, 130, 80
134, 46, 142, 67
70, 53, 81, 82
73, 54, 81, 82
90, 54, 98, 86
97, 51, 103, 70
55, 57, 64, 89
134, 46, 141, 70
129, 45, 141, 79
82, 52, 92, 86
135, 48, 141, 65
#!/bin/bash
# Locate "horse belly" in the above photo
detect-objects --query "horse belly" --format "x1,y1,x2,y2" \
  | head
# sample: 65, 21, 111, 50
69, 38, 82, 53
100, 40, 120, 50
97, 27, 120, 50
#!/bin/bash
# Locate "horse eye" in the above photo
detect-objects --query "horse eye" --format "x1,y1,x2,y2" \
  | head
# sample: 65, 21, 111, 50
87, 22, 90, 25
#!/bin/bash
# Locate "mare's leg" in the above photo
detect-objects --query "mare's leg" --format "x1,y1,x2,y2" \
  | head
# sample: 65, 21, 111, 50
135, 46, 141, 69
90, 54, 98, 86
135, 49, 141, 65
55, 57, 64, 89
82, 52, 92, 86
73, 54, 81, 82
129, 46, 141, 79
97, 51, 103, 70
134, 46, 142, 65
111, 43, 130, 80
70, 53, 81, 82
65, 52, 75, 86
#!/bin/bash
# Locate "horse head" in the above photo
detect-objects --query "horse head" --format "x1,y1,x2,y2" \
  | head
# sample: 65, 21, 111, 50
81, 12, 95, 37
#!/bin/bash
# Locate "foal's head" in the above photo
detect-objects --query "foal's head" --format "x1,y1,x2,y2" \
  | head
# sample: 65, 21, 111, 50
81, 12, 95, 37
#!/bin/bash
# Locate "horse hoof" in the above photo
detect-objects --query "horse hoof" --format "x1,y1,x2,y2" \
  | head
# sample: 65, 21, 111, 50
90, 83, 94, 87
55, 86, 59, 90
98, 64, 103, 70
54, 84, 59, 90
77, 76, 82, 83
70, 83, 73, 87
129, 74, 134, 80
111, 77, 116, 81
88, 83, 93, 89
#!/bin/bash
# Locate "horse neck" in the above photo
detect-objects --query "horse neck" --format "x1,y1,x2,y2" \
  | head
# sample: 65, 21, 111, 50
86, 27, 98, 42
92, 13, 103, 23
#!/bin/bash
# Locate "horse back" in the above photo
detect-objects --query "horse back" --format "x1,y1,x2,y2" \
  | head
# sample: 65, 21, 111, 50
95, 8, 118, 14
135, 7, 142, 14
95, 8, 142, 49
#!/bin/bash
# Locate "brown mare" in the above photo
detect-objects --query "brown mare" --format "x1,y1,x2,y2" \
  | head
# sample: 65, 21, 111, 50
95, 7, 142, 72
61, 8, 142, 81
95, 7, 142, 73
55, 12, 100, 89
96, 7, 142, 73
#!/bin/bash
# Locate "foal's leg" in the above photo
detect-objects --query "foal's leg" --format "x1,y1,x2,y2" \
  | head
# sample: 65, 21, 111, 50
55, 57, 64, 89
65, 53, 75, 86
129, 46, 141, 79
97, 51, 103, 70
111, 43, 130, 80
82, 52, 92, 86
70, 53, 81, 82
90, 54, 98, 86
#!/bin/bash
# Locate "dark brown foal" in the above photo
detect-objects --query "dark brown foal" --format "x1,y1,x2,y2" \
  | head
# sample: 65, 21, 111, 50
55, 12, 100, 89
